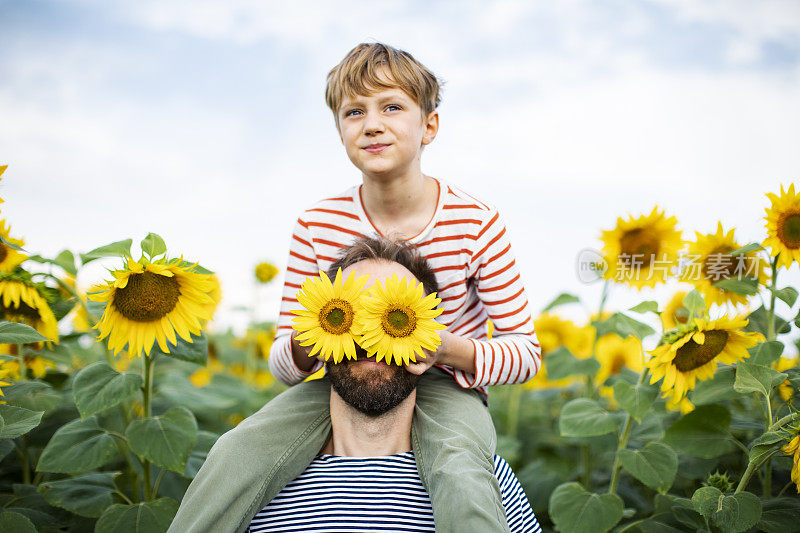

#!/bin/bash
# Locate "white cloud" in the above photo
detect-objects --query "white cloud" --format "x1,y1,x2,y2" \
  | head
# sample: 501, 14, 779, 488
2, 0, 799, 340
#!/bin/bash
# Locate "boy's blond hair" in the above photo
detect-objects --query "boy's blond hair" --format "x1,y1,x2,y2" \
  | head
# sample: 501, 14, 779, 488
325, 42, 443, 129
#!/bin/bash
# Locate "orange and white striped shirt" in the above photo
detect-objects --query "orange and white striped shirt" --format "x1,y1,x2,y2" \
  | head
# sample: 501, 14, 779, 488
268, 177, 541, 395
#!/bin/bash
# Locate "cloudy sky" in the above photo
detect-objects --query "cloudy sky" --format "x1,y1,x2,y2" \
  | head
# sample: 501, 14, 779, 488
2, 0, 799, 342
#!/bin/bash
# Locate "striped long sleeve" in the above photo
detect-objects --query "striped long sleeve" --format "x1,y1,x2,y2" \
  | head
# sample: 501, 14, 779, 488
267, 180, 541, 393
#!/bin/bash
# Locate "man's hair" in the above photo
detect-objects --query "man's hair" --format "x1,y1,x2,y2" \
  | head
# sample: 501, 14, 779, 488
325, 42, 443, 130
327, 236, 439, 296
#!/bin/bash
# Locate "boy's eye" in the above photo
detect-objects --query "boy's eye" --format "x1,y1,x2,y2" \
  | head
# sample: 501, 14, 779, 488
386, 105, 401, 111
344, 109, 362, 117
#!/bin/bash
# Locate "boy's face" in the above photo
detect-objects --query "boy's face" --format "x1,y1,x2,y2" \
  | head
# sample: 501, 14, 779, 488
337, 76, 438, 179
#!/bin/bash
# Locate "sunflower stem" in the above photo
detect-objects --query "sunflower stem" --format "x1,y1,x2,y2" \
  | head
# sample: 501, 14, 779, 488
152, 468, 166, 499
141, 354, 154, 501
735, 448, 781, 493
15, 436, 31, 485
506, 386, 522, 440
766, 255, 779, 341
608, 367, 649, 495
17, 344, 26, 381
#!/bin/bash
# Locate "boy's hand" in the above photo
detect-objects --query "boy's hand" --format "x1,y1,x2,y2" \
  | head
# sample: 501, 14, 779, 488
290, 330, 326, 371
404, 331, 449, 375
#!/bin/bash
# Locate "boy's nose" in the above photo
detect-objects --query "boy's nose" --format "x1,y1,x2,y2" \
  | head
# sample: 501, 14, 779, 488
362, 115, 384, 135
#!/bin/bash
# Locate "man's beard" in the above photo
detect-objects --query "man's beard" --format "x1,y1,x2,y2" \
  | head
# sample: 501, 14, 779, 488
326, 351, 421, 417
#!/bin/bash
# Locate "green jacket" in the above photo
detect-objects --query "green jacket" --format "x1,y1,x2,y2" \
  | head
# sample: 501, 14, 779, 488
168, 377, 333, 533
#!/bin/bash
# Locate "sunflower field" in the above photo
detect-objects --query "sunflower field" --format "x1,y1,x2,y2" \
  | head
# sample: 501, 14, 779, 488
0, 160, 798, 532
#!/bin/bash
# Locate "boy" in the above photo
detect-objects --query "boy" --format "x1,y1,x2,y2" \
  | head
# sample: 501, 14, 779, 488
170, 42, 540, 533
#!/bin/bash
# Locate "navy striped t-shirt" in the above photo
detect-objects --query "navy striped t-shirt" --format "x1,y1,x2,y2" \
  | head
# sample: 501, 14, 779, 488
249, 452, 541, 532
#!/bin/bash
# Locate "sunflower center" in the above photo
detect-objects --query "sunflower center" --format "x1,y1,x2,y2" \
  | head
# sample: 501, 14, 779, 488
318, 299, 353, 335
702, 245, 735, 281
778, 212, 800, 249
610, 353, 626, 375
0, 301, 41, 322
113, 271, 181, 322
0, 243, 7, 263
619, 228, 660, 267
672, 330, 729, 372
381, 307, 418, 338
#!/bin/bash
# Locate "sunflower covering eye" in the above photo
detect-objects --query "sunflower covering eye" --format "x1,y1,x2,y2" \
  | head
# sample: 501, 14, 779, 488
356, 273, 446, 366
291, 268, 368, 363
291, 271, 446, 366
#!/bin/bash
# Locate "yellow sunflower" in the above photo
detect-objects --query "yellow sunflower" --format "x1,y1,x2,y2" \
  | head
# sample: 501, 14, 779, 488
524, 314, 587, 390
291, 269, 368, 363
356, 273, 446, 366
776, 357, 796, 402
601, 206, 683, 289
662, 290, 692, 331
0, 359, 13, 401
680, 223, 767, 306
764, 183, 800, 269
255, 261, 279, 284
90, 256, 220, 357
665, 394, 695, 414
0, 276, 58, 342
781, 435, 800, 494
646, 316, 763, 403
0, 220, 26, 273
595, 334, 643, 386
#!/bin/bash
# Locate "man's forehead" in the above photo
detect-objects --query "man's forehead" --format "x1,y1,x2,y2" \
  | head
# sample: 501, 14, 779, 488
341, 259, 417, 289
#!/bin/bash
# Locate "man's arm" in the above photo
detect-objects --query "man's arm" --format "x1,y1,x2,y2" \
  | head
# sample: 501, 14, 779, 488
268, 217, 325, 384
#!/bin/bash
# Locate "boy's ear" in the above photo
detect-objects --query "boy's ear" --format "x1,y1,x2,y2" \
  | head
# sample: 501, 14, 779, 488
421, 110, 439, 146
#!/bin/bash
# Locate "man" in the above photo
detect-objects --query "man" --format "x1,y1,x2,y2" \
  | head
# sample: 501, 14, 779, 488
170, 238, 541, 532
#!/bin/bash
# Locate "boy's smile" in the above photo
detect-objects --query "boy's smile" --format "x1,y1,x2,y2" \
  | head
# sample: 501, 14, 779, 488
337, 77, 438, 180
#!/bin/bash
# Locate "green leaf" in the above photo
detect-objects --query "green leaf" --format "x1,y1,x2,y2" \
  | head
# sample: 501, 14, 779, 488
95, 498, 178, 533
37, 417, 119, 473
559, 398, 620, 437
151, 331, 208, 365
80, 239, 132, 264
748, 341, 784, 366
177, 260, 213, 275
713, 277, 759, 296
682, 290, 706, 318
0, 321, 48, 344
545, 346, 600, 380
1, 380, 61, 412
0, 511, 36, 533
184, 431, 219, 478
38, 472, 118, 518
730, 243, 763, 256
745, 306, 791, 337
0, 440, 14, 462
734, 361, 787, 399
53, 249, 77, 276
0, 405, 43, 439
0, 234, 25, 252
126, 407, 197, 472
692, 487, 761, 533
593, 312, 655, 341
618, 442, 678, 493
629, 301, 659, 315
747, 430, 787, 465
613, 380, 658, 422
543, 292, 580, 312
690, 367, 744, 405
663, 404, 733, 458
73, 361, 143, 419
758, 498, 800, 533
549, 482, 623, 533
140, 233, 167, 258
771, 286, 799, 307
